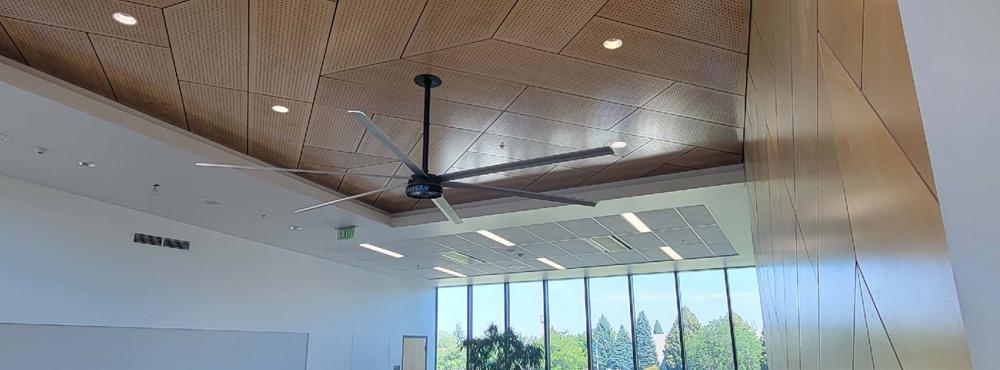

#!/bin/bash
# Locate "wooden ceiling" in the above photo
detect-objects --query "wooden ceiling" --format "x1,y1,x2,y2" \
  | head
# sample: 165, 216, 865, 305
0, 0, 749, 213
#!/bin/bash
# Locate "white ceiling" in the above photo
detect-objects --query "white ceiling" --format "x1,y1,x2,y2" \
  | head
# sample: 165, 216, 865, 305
0, 59, 753, 283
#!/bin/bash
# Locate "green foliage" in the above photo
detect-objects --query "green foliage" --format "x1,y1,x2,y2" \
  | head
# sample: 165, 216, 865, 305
591, 315, 615, 369
549, 329, 587, 370
660, 307, 699, 370
436, 326, 466, 370
635, 312, 658, 369
653, 319, 664, 335
732, 314, 765, 370
462, 324, 544, 370
685, 317, 735, 370
610, 325, 633, 370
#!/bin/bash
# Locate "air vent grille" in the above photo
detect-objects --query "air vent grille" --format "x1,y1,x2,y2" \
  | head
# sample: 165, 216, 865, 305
440, 251, 483, 265
587, 235, 632, 253
132, 233, 190, 251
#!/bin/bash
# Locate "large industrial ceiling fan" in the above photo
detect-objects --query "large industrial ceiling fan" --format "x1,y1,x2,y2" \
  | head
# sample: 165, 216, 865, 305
196, 74, 616, 224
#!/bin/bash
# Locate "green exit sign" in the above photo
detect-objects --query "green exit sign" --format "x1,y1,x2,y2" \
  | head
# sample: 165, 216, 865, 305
336, 226, 356, 240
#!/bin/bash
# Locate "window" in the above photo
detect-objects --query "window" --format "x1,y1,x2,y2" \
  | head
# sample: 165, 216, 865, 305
727, 268, 768, 370
436, 286, 467, 370
632, 273, 682, 370
509, 281, 545, 368
471, 284, 505, 337
548, 279, 588, 370
678, 270, 735, 370
588, 276, 634, 370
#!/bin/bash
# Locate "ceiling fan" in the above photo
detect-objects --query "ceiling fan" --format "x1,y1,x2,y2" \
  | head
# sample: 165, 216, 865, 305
196, 74, 616, 224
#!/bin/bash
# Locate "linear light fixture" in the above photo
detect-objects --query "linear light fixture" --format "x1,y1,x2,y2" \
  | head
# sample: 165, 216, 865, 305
536, 257, 566, 270
434, 266, 467, 277
359, 243, 404, 258
660, 246, 684, 260
476, 230, 515, 247
621, 212, 652, 233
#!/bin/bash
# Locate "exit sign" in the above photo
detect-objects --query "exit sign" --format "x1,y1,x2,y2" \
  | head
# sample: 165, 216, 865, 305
336, 226, 356, 240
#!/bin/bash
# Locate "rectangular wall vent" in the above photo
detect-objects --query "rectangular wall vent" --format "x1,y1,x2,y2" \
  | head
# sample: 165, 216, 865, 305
132, 233, 190, 251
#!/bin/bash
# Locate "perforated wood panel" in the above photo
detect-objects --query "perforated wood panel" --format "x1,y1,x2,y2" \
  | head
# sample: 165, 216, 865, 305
358, 115, 425, 159
248, 0, 333, 101
493, 0, 606, 52
299, 146, 398, 169
247, 94, 311, 167
327, 59, 525, 110
643, 82, 745, 127
165, 0, 248, 90
449, 151, 551, 179
612, 109, 742, 153
468, 134, 619, 171
599, 0, 749, 52
1, 19, 114, 98
321, 0, 425, 73
180, 82, 248, 152
402, 0, 516, 57
410, 39, 670, 106
0, 23, 23, 62
90, 35, 186, 128
126, 0, 188, 6
487, 113, 649, 154
562, 17, 747, 94
0, 0, 169, 45
669, 147, 741, 169
302, 106, 365, 152
506, 87, 636, 129
580, 139, 691, 185
523, 166, 592, 192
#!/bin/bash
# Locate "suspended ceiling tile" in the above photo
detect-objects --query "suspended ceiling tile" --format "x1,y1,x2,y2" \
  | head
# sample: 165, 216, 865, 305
562, 17, 747, 94
611, 109, 743, 153
522, 223, 577, 242
248, 0, 334, 101
693, 225, 729, 245
179, 82, 248, 152
247, 94, 311, 167
668, 147, 742, 169
430, 235, 479, 251
299, 146, 398, 169
552, 239, 599, 255
402, 0, 517, 57
634, 208, 687, 230
326, 59, 525, 110
165, 0, 248, 90
523, 166, 592, 192
449, 151, 552, 179
553, 256, 590, 269
576, 253, 617, 266
608, 250, 649, 264
90, 35, 186, 128
487, 113, 650, 154
655, 228, 702, 246
409, 39, 670, 105
468, 134, 619, 171
521, 242, 571, 257
491, 227, 543, 245
598, 0, 750, 52
297, 162, 344, 190
302, 106, 365, 152
0, 23, 24, 62
506, 87, 637, 130
558, 218, 612, 238
493, 0, 606, 52
594, 214, 638, 235
643, 82, 746, 127
358, 115, 424, 159
406, 125, 481, 175
321, 0, 425, 73
616, 232, 665, 250
315, 78, 501, 132
0, 0, 169, 45
676, 205, 716, 226
1, 19, 113, 98
670, 243, 713, 259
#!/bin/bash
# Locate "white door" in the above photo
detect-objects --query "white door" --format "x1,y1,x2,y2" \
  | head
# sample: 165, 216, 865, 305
401, 336, 427, 370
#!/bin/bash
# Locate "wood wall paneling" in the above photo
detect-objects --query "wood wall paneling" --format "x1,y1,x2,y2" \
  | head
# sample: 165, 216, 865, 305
817, 0, 864, 85
0, 18, 114, 98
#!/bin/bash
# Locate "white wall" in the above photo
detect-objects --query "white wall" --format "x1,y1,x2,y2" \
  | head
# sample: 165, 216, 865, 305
897, 1, 1000, 369
0, 174, 436, 370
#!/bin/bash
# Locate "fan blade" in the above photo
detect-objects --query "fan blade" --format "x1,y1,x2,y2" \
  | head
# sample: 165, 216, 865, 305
293, 183, 407, 214
347, 111, 428, 177
442, 181, 597, 207
432, 197, 463, 224
195, 163, 410, 180
437, 146, 615, 182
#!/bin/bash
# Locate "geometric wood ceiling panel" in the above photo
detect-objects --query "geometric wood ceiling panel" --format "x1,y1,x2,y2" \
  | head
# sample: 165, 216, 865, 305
0, 0, 749, 214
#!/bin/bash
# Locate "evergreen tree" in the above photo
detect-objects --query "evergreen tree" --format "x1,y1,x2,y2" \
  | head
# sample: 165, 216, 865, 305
591, 315, 614, 369
634, 311, 658, 368
731, 314, 765, 370
661, 307, 700, 370
653, 319, 664, 335
610, 325, 633, 370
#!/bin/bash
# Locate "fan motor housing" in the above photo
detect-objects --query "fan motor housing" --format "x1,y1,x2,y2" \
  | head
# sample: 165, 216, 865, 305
405, 180, 443, 199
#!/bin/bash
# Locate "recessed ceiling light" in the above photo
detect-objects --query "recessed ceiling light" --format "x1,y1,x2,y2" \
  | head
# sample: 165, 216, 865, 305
603, 38, 623, 50
271, 105, 289, 113
289, 225, 303, 231
661, 246, 684, 260
536, 257, 566, 270
360, 243, 404, 258
78, 161, 97, 168
434, 266, 467, 278
610, 141, 628, 149
112, 12, 138, 26
0, 134, 10, 143
476, 230, 515, 247
621, 212, 652, 233
200, 199, 224, 206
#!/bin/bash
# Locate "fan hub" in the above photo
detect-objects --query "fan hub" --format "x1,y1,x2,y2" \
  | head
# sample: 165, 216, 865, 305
405, 179, 443, 199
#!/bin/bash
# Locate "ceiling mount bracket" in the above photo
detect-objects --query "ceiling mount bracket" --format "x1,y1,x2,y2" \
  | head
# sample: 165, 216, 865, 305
413, 74, 442, 89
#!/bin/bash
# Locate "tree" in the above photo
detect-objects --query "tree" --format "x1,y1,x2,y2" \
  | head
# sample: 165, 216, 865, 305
661, 307, 700, 370
731, 314, 765, 370
635, 311, 658, 368
653, 319, 664, 335
437, 324, 467, 370
463, 324, 543, 370
591, 315, 614, 369
685, 317, 735, 370
549, 329, 587, 370
610, 325, 633, 370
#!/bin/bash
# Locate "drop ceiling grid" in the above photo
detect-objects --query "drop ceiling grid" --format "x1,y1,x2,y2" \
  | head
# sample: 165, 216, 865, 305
0, 0, 749, 213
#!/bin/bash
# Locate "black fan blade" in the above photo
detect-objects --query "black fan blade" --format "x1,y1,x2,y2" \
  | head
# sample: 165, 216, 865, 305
438, 146, 614, 182
442, 181, 597, 207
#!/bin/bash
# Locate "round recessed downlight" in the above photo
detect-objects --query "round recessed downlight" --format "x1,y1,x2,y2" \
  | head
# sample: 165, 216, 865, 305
271, 105, 289, 113
603, 38, 623, 50
112, 12, 138, 26
78, 161, 97, 168
610, 141, 628, 149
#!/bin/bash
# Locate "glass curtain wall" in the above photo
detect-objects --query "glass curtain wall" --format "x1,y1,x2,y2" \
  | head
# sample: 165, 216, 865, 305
435, 267, 767, 370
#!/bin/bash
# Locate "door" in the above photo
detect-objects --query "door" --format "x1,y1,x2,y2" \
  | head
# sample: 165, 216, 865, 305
401, 336, 427, 370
